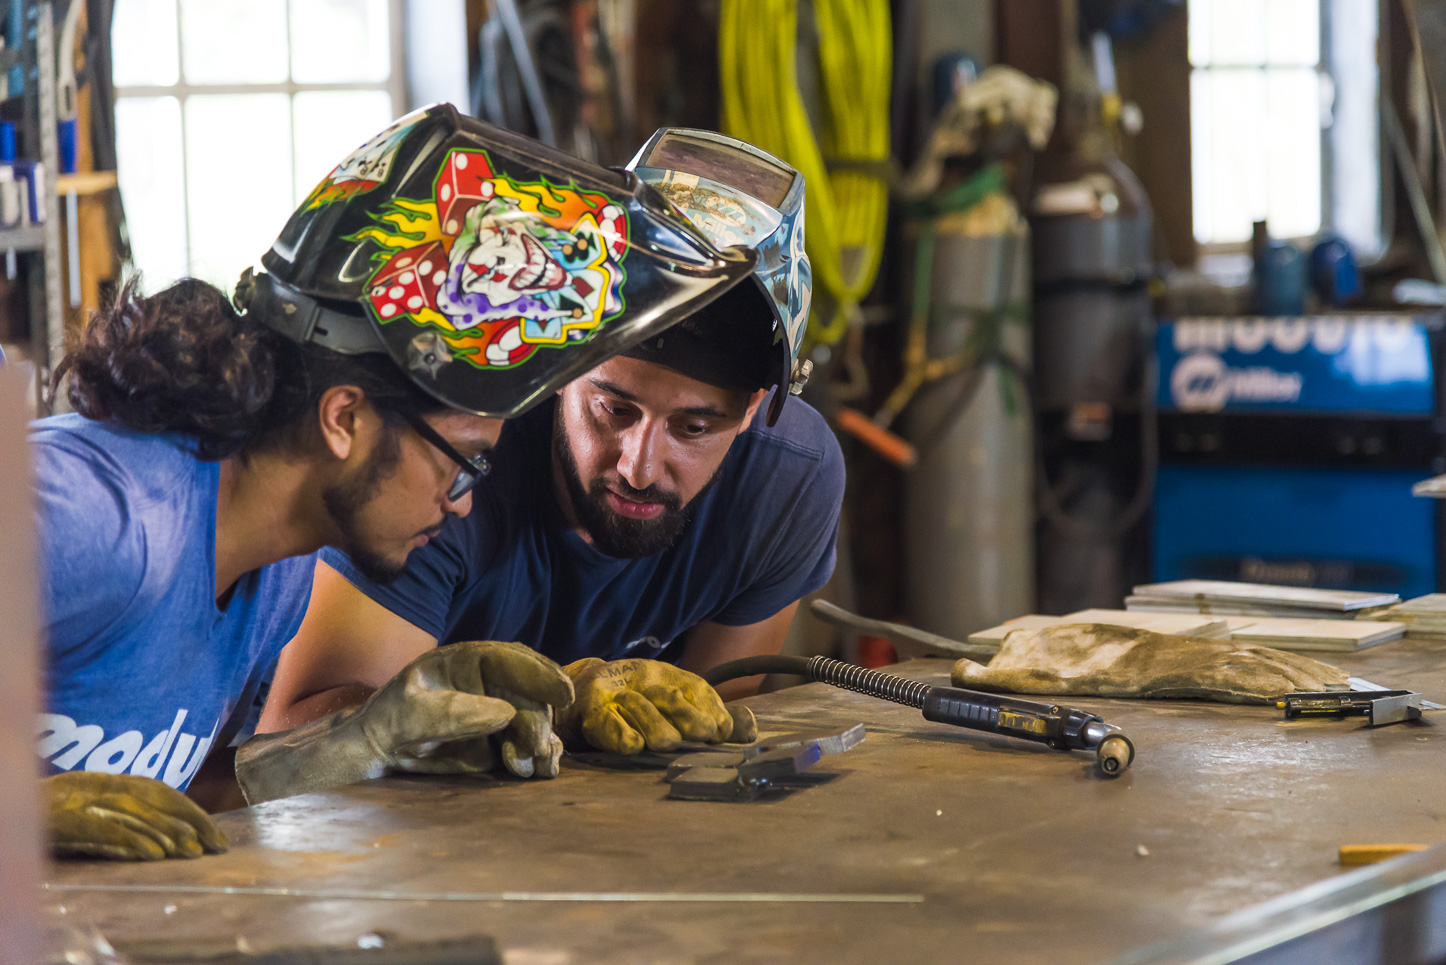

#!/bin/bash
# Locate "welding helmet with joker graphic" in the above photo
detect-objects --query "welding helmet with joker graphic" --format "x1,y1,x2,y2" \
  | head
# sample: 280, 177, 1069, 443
625, 129, 812, 426
234, 104, 757, 417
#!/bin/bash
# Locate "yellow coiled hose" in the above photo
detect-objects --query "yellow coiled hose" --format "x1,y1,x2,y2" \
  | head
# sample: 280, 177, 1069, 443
719, 0, 891, 347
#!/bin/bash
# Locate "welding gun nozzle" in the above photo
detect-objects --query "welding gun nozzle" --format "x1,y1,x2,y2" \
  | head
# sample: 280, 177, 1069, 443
1096, 735, 1134, 776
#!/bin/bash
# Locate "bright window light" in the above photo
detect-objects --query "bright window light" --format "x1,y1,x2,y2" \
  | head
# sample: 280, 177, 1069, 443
1188, 0, 1380, 256
111, 0, 405, 293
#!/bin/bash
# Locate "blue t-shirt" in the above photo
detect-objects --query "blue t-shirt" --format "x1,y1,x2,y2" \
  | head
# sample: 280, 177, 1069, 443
32, 415, 316, 789
323, 395, 844, 664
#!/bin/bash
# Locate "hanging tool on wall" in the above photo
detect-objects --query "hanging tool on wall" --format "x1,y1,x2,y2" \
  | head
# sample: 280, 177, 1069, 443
718, 0, 891, 350
56, 0, 81, 309
702, 652, 1135, 777
1030, 27, 1158, 598
473, 0, 635, 163
873, 163, 1022, 435
474, 0, 559, 146
79, 0, 132, 277
864, 66, 1056, 466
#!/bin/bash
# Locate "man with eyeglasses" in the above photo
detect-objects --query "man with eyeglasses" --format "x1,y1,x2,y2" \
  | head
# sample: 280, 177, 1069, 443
35, 106, 756, 860
253, 130, 846, 774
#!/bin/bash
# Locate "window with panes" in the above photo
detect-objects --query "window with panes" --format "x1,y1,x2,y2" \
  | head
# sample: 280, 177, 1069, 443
111, 0, 405, 291
1189, 0, 1382, 256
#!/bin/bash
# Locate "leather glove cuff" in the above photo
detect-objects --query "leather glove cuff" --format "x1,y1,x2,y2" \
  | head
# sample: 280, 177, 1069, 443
235, 709, 387, 805
553, 659, 602, 748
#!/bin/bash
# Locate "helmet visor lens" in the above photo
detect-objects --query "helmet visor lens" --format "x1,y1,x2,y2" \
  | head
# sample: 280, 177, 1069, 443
639, 131, 797, 209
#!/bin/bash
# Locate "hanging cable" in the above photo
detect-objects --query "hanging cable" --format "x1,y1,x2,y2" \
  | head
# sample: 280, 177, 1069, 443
492, 0, 557, 146
718, 0, 892, 349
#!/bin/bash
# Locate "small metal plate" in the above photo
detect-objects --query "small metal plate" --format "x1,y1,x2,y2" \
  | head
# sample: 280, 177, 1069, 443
736, 744, 823, 782
667, 768, 764, 802
748, 723, 867, 757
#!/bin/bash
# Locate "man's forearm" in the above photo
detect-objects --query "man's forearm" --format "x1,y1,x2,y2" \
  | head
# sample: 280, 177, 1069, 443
259, 683, 375, 733
676, 604, 801, 702
184, 745, 246, 813
711, 676, 764, 702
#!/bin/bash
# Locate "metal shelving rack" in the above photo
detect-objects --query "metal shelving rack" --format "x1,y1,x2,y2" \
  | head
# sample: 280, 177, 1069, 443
1, 1, 64, 413
0, 223, 44, 252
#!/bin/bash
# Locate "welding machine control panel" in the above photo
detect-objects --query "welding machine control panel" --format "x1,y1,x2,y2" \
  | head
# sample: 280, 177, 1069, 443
1157, 316, 1438, 416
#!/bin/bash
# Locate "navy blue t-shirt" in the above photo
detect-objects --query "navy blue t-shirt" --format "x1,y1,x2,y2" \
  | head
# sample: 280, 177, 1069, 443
323, 395, 844, 664
32, 415, 316, 789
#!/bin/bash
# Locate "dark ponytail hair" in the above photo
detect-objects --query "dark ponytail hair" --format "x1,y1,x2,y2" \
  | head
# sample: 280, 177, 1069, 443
55, 277, 447, 460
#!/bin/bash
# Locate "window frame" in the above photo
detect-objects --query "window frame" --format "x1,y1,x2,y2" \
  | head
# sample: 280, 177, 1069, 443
1187, 0, 1386, 260
111, 0, 408, 280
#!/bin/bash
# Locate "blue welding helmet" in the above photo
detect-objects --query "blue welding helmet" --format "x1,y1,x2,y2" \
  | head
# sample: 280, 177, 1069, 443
626, 128, 812, 425
235, 104, 756, 417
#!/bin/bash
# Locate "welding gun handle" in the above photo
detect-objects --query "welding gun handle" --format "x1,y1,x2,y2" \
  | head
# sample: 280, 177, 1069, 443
922, 687, 1135, 776
921, 687, 1064, 742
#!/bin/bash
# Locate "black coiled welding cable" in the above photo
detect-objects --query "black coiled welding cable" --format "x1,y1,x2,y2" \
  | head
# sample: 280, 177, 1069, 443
705, 655, 930, 707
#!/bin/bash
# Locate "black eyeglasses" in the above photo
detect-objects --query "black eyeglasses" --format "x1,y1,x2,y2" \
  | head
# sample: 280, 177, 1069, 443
398, 411, 492, 502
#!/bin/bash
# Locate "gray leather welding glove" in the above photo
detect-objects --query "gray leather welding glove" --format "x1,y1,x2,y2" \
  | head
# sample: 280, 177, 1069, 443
557, 658, 757, 754
47, 772, 229, 861
953, 623, 1350, 704
389, 692, 561, 780
236, 640, 574, 804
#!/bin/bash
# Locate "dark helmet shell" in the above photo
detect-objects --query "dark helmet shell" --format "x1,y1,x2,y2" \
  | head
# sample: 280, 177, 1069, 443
253, 103, 755, 417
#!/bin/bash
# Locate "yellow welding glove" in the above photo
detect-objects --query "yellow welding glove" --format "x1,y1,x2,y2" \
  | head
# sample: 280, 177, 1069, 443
236, 640, 574, 804
558, 658, 757, 754
47, 771, 229, 861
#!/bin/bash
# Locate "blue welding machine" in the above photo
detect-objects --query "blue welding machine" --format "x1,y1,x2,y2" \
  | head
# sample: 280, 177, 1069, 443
1153, 314, 1446, 598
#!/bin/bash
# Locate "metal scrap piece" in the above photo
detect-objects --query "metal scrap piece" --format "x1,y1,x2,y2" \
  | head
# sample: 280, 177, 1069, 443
737, 744, 823, 782
1367, 693, 1424, 726
667, 768, 766, 802
665, 752, 747, 782
666, 734, 838, 801
748, 723, 867, 757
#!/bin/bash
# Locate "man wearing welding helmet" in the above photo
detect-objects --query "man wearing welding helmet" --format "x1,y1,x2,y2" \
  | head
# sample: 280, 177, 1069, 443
36, 106, 761, 858
249, 129, 845, 787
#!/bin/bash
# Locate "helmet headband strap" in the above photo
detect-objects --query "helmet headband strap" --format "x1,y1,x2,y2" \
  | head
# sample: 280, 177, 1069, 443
239, 270, 386, 356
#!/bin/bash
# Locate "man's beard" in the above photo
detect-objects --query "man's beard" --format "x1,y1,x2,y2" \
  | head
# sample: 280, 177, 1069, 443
553, 406, 714, 558
323, 427, 408, 584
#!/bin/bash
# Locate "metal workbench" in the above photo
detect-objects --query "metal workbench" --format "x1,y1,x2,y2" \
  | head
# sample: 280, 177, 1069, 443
47, 641, 1446, 964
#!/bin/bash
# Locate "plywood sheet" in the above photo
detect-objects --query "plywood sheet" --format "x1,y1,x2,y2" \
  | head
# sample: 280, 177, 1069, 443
1229, 619, 1406, 652
1132, 580, 1398, 611
968, 609, 1227, 645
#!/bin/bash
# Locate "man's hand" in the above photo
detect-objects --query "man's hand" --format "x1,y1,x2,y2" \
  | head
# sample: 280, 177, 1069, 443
47, 772, 229, 861
558, 658, 757, 754
387, 694, 562, 780
358, 639, 572, 778
237, 640, 574, 803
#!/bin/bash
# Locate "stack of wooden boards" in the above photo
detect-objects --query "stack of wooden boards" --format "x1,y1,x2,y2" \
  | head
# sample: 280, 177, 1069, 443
969, 610, 1233, 647
970, 609, 1405, 653
972, 580, 1411, 653
1124, 580, 1399, 621
1360, 594, 1446, 642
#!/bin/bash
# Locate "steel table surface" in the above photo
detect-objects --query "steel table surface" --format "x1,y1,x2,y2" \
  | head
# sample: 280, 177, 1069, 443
46, 642, 1446, 964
